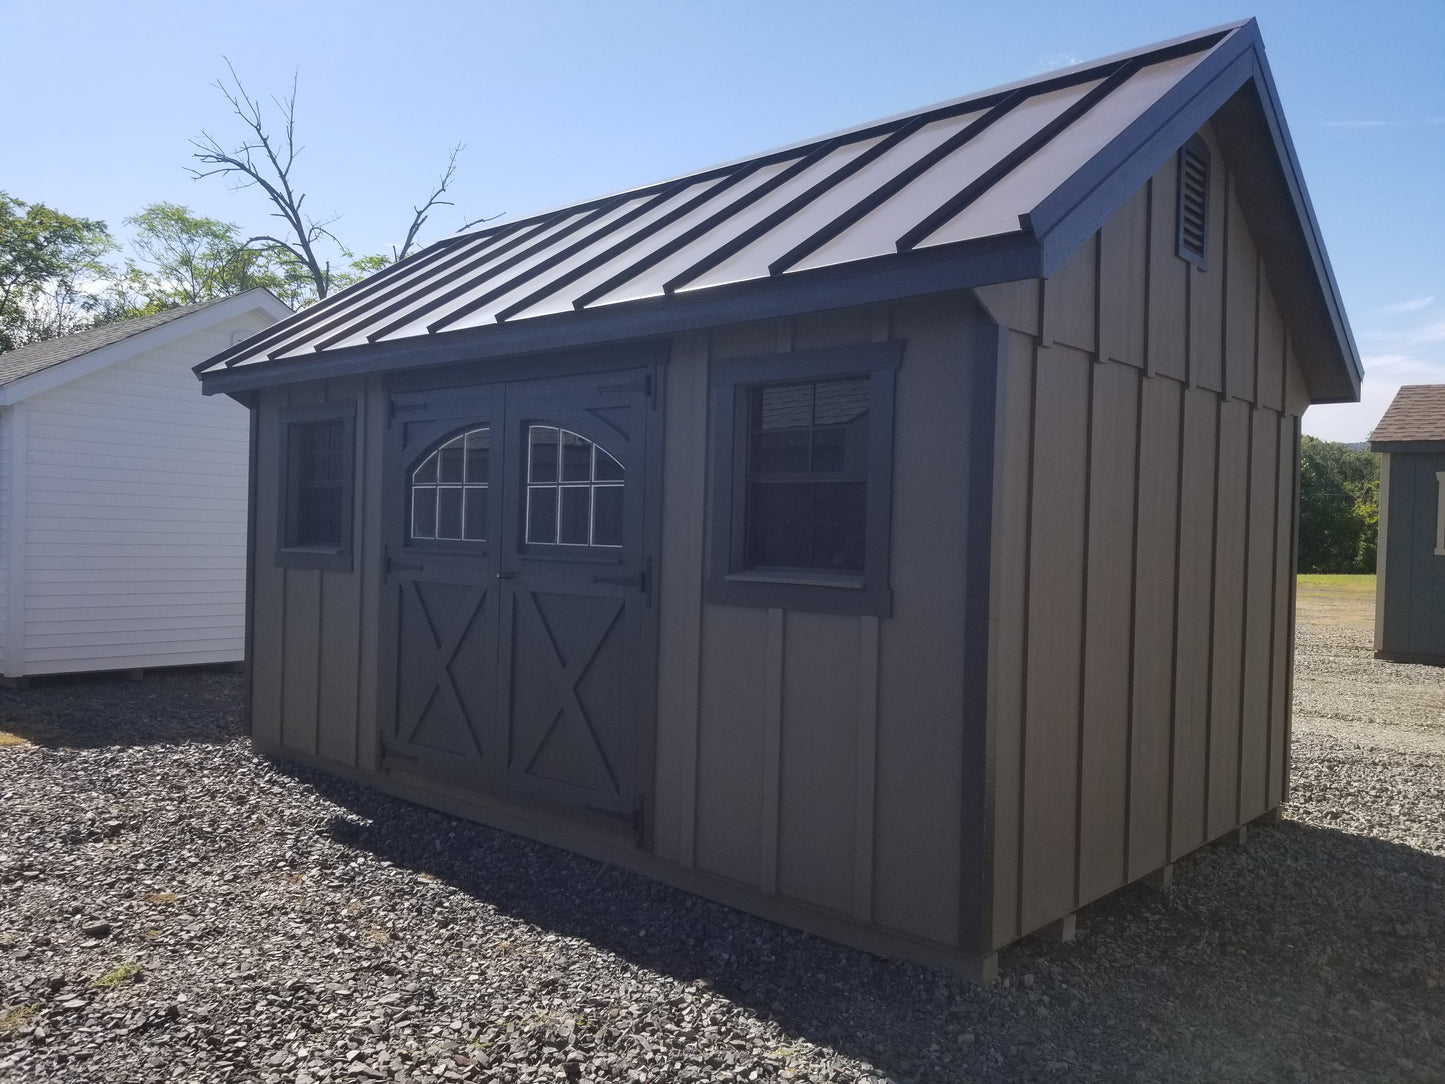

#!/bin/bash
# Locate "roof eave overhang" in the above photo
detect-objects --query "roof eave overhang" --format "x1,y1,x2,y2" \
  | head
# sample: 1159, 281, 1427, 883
197, 232, 1041, 396
1369, 440, 1445, 454
1025, 18, 1361, 406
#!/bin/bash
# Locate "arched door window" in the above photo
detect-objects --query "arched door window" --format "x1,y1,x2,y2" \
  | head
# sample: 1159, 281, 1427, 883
410, 428, 489, 542
525, 425, 624, 547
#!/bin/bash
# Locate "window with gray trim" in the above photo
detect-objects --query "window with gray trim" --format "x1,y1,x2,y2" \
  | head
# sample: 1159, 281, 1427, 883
708, 340, 899, 617
278, 403, 355, 571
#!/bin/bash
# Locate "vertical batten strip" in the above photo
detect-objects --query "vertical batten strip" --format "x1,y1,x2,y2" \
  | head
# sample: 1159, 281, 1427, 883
1013, 342, 1040, 936
1375, 455, 1391, 651
760, 607, 785, 895
677, 338, 710, 868
4, 405, 27, 677
853, 616, 880, 922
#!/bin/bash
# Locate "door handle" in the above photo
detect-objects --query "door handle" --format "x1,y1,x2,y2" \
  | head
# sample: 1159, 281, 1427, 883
496, 570, 516, 580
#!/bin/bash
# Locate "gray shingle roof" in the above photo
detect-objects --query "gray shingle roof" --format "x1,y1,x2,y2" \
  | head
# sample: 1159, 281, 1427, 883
0, 300, 219, 388
1370, 386, 1445, 446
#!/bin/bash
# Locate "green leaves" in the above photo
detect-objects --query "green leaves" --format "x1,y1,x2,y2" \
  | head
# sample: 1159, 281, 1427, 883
0, 192, 114, 351
1298, 436, 1379, 574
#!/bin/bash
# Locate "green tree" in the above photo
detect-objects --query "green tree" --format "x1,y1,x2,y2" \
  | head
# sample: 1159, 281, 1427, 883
1297, 436, 1380, 573
0, 192, 113, 351
104, 203, 312, 316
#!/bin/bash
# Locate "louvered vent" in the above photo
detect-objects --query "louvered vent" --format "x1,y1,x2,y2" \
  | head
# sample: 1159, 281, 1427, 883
1177, 137, 1210, 266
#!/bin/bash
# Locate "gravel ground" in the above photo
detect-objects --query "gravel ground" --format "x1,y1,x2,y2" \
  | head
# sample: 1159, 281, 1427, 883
1, 590, 1442, 1083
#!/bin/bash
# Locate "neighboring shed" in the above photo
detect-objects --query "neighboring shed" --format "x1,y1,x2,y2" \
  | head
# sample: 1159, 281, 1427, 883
196, 22, 1360, 980
0, 289, 292, 681
1370, 385, 1445, 664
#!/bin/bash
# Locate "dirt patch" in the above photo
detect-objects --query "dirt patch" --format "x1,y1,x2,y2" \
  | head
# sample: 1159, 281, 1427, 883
1294, 574, 1445, 754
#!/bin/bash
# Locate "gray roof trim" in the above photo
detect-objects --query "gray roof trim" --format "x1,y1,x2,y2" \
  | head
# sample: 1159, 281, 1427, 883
198, 234, 1040, 395
3, 288, 291, 392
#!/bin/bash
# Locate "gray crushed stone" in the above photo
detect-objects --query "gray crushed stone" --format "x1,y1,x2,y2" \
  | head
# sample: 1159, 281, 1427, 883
1, 604, 1442, 1083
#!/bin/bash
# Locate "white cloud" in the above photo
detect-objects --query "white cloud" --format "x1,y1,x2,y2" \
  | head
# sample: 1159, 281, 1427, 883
1030, 52, 1082, 75
1324, 119, 1407, 129
1383, 296, 1434, 314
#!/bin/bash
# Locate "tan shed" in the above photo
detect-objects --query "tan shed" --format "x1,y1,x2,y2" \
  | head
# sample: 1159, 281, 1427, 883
197, 21, 1360, 980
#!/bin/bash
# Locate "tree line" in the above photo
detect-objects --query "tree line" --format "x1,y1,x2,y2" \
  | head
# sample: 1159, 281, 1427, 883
1298, 435, 1379, 574
2, 64, 470, 353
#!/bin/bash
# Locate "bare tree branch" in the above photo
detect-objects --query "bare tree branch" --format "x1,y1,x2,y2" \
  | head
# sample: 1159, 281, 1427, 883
394, 144, 464, 262
190, 60, 476, 302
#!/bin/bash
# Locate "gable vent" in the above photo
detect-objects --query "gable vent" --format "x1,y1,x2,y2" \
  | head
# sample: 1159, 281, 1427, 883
1177, 136, 1210, 266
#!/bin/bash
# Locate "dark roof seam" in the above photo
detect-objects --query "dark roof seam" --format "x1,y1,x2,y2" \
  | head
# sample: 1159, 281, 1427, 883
429, 182, 705, 332
307, 218, 578, 353
568, 141, 841, 312
660, 117, 932, 294
261, 230, 514, 360
212, 232, 477, 369
766, 92, 1028, 278
490, 168, 768, 324
896, 58, 1143, 252
363, 201, 625, 344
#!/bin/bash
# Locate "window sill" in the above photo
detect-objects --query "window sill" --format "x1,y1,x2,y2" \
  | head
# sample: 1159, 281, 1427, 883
275, 546, 353, 572
706, 573, 889, 617
724, 570, 865, 589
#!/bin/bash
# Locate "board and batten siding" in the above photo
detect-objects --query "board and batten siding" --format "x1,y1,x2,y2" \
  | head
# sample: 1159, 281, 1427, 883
5, 312, 270, 677
656, 294, 985, 961
1376, 451, 1445, 661
248, 375, 375, 769
251, 294, 991, 973
975, 121, 1308, 949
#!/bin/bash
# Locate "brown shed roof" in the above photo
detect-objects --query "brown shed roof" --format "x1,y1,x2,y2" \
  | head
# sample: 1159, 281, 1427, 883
197, 20, 1360, 405
1370, 385, 1445, 448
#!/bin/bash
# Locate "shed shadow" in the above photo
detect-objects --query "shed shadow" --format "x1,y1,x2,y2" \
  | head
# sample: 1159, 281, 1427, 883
285, 760, 1445, 1083
0, 668, 243, 749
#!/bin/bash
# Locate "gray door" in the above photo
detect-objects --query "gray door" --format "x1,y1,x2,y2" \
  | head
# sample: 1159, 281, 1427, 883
380, 371, 654, 831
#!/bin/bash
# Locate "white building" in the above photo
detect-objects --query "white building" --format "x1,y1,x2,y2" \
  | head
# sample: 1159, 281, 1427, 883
0, 289, 291, 680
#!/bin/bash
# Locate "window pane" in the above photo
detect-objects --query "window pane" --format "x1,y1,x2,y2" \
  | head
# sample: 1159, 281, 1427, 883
747, 482, 815, 569
812, 378, 869, 426
413, 449, 438, 485
758, 384, 813, 430
464, 428, 489, 483
297, 485, 343, 548
290, 419, 346, 547
527, 486, 557, 544
529, 426, 559, 483
559, 486, 590, 545
560, 431, 591, 483
811, 481, 866, 572
593, 485, 624, 547
463, 485, 487, 541
595, 447, 624, 481
412, 487, 437, 539
438, 434, 464, 483
436, 486, 463, 540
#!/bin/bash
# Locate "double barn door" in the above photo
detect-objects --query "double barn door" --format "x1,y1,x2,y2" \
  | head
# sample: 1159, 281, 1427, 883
379, 370, 654, 834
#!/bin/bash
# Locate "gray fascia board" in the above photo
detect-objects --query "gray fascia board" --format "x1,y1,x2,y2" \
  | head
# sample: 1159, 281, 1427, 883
199, 235, 1041, 396
1029, 41, 1258, 273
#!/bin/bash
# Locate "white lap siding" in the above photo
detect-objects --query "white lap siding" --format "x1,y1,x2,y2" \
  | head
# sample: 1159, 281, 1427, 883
15, 319, 256, 675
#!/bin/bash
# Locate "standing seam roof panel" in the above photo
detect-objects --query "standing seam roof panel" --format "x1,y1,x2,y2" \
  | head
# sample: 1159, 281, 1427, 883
669, 112, 996, 297
307, 209, 610, 355
917, 52, 1205, 249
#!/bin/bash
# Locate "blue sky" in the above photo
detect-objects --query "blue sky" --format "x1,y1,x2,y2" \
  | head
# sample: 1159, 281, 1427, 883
5, 0, 1441, 441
